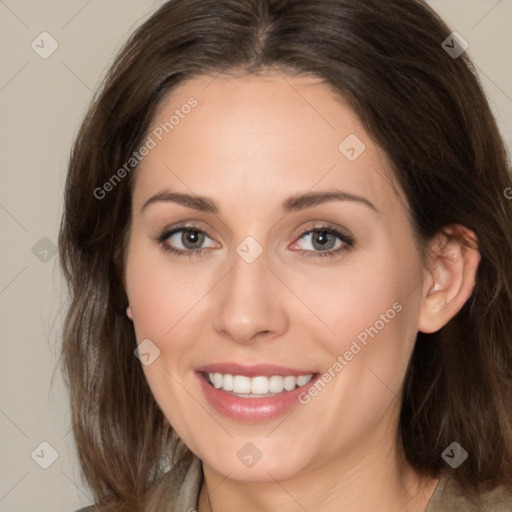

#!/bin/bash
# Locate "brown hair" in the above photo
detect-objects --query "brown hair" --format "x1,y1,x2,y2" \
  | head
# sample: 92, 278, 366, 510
59, 0, 512, 508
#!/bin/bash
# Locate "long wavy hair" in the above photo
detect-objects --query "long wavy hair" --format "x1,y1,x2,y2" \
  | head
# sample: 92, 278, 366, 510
59, 0, 512, 509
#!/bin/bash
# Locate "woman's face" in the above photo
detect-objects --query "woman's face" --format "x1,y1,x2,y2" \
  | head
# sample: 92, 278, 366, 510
124, 71, 428, 482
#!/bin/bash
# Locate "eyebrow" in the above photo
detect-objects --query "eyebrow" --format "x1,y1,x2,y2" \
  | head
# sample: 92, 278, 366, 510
141, 189, 378, 214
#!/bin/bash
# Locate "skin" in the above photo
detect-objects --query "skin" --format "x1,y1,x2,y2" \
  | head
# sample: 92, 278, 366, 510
123, 71, 480, 511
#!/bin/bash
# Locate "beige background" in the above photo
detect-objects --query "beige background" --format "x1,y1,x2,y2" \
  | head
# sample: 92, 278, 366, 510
0, 1, 511, 510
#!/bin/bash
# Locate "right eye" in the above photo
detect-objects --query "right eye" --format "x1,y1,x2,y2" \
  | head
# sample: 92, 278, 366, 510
157, 225, 219, 258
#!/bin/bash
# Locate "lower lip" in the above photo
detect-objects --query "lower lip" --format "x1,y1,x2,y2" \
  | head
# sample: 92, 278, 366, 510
196, 372, 319, 422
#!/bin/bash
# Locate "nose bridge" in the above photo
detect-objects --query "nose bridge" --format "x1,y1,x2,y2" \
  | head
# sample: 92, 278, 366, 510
212, 240, 288, 344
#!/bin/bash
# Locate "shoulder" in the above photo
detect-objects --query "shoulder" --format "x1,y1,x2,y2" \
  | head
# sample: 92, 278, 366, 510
145, 453, 203, 510
71, 456, 203, 512
426, 474, 512, 511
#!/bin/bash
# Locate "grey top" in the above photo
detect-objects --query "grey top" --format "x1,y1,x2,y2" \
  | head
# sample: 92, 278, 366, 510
76, 455, 512, 511
425, 473, 512, 511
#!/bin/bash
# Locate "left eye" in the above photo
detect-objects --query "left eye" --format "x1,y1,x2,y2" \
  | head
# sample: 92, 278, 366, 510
292, 227, 353, 255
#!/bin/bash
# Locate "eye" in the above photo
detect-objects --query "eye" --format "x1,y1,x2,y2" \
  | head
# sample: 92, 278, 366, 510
156, 225, 218, 258
291, 225, 354, 258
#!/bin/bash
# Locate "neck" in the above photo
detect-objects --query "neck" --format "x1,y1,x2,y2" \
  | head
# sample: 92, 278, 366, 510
197, 410, 439, 512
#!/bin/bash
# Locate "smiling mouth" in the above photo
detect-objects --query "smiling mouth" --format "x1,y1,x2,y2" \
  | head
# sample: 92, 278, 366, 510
202, 371, 316, 398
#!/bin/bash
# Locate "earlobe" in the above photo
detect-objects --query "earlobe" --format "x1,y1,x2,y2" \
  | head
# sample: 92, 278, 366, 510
418, 225, 481, 334
126, 304, 133, 321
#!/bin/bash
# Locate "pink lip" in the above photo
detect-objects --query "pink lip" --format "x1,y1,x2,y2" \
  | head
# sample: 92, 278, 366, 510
195, 364, 319, 423
195, 362, 316, 377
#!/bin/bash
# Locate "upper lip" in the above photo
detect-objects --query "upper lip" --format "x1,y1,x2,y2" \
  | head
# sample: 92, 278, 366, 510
195, 362, 317, 377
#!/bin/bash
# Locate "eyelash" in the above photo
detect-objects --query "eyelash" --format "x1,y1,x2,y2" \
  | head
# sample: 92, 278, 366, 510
155, 222, 355, 259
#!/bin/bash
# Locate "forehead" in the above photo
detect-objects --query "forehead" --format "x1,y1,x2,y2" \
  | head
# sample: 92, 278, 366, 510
133, 71, 402, 216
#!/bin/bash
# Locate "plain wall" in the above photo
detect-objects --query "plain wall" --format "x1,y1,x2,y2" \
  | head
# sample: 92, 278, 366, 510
0, 1, 511, 510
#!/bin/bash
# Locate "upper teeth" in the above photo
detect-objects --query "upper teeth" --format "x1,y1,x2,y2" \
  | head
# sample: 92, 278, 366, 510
207, 372, 313, 395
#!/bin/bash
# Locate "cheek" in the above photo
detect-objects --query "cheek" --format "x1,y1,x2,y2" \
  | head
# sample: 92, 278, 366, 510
125, 238, 208, 339
124, 241, 208, 437
303, 254, 417, 341
304, 249, 422, 394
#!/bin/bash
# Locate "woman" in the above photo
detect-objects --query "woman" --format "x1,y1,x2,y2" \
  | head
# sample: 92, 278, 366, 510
60, 0, 512, 510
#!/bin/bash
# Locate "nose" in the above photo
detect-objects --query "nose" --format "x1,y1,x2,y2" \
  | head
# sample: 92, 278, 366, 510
211, 247, 289, 345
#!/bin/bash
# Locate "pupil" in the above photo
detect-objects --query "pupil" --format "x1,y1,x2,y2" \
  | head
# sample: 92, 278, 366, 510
314, 231, 333, 249
184, 230, 203, 248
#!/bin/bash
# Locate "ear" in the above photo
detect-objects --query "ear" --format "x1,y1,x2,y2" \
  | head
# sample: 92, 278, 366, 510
119, 272, 133, 321
418, 225, 481, 333
118, 268, 133, 321
113, 243, 132, 320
